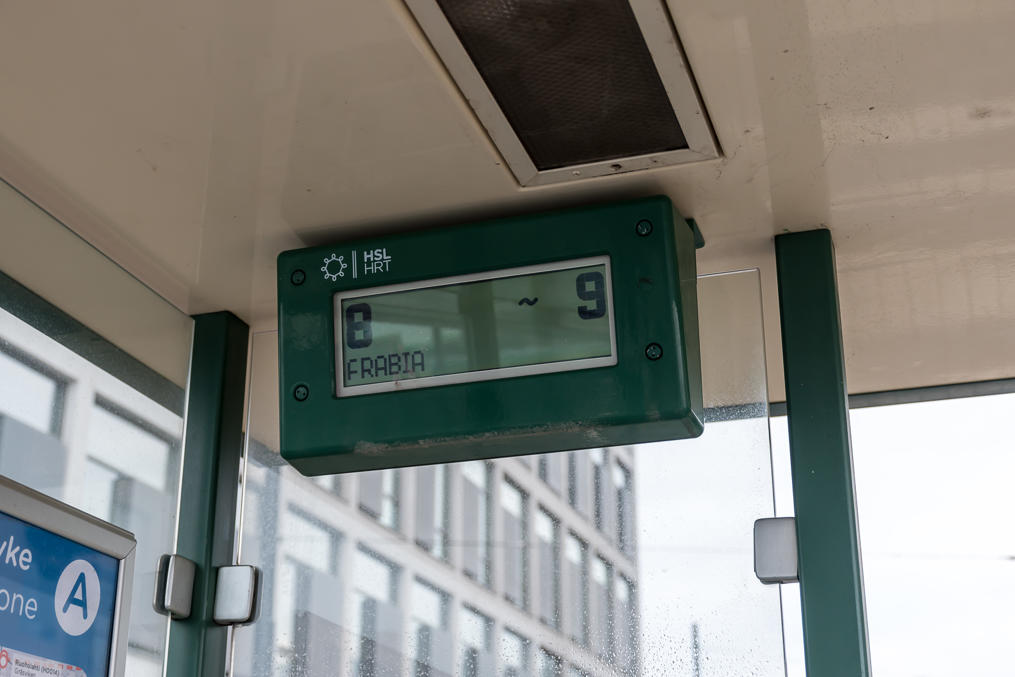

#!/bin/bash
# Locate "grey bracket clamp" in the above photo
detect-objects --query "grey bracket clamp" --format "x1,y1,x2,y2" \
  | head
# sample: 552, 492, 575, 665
153, 554, 197, 619
213, 565, 261, 626
754, 517, 799, 584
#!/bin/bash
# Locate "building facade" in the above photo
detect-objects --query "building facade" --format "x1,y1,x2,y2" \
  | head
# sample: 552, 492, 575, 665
232, 433, 641, 676
0, 302, 640, 677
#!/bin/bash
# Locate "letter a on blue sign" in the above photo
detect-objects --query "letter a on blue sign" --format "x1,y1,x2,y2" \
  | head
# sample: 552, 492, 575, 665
63, 572, 89, 619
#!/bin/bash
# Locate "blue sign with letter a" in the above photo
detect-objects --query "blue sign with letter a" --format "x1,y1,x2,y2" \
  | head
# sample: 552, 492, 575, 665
0, 510, 119, 676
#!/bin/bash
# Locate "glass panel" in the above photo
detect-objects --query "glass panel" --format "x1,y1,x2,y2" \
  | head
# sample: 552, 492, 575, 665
632, 271, 783, 675
230, 269, 783, 676
0, 183, 191, 677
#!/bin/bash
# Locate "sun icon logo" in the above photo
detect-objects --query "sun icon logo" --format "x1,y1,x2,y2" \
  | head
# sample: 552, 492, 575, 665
321, 253, 348, 281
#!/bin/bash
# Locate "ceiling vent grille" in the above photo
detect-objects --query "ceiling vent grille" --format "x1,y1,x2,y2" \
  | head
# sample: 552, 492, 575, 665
406, 0, 718, 186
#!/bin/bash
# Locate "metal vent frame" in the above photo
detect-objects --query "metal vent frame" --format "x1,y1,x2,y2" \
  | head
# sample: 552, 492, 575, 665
405, 0, 719, 186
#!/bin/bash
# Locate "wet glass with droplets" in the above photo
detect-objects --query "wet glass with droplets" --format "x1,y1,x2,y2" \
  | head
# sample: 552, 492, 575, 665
229, 270, 786, 676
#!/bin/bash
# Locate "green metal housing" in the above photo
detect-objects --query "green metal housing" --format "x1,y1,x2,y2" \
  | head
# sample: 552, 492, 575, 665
277, 197, 702, 474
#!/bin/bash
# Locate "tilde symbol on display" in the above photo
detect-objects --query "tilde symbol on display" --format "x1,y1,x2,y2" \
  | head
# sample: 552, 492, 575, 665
322, 253, 348, 281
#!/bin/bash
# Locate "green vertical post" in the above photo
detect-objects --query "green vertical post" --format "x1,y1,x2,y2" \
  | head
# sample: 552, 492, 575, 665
165, 312, 249, 677
775, 229, 871, 676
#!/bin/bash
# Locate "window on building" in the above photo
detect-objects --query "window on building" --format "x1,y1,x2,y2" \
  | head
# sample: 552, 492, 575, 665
535, 507, 561, 628
614, 575, 638, 667
460, 606, 493, 677
591, 555, 613, 660
590, 449, 614, 537
0, 347, 71, 495
0, 345, 64, 435
567, 451, 592, 519
538, 453, 564, 494
409, 578, 450, 677
462, 461, 492, 585
538, 648, 563, 677
277, 509, 342, 658
79, 461, 118, 524
415, 465, 450, 560
351, 547, 401, 677
86, 401, 174, 492
312, 474, 343, 497
359, 468, 400, 530
565, 533, 589, 646
614, 460, 635, 556
283, 509, 340, 572
81, 401, 178, 544
501, 478, 528, 608
499, 628, 530, 677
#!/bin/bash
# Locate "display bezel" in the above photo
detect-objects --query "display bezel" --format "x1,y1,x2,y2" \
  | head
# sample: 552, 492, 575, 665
333, 255, 617, 397
0, 475, 135, 677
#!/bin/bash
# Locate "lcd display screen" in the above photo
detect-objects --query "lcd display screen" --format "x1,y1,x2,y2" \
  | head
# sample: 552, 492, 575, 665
334, 256, 616, 396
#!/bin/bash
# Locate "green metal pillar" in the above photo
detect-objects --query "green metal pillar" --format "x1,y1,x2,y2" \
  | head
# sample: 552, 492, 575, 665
775, 229, 871, 676
165, 312, 249, 677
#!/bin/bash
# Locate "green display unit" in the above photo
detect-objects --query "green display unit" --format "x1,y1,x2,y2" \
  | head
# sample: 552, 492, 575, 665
277, 196, 703, 475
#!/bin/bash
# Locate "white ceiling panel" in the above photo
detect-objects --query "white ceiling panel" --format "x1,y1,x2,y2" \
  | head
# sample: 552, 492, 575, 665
2, 0, 1013, 399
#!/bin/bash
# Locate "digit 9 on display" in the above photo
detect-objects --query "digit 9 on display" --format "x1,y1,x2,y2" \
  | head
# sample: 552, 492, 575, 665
278, 197, 703, 474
